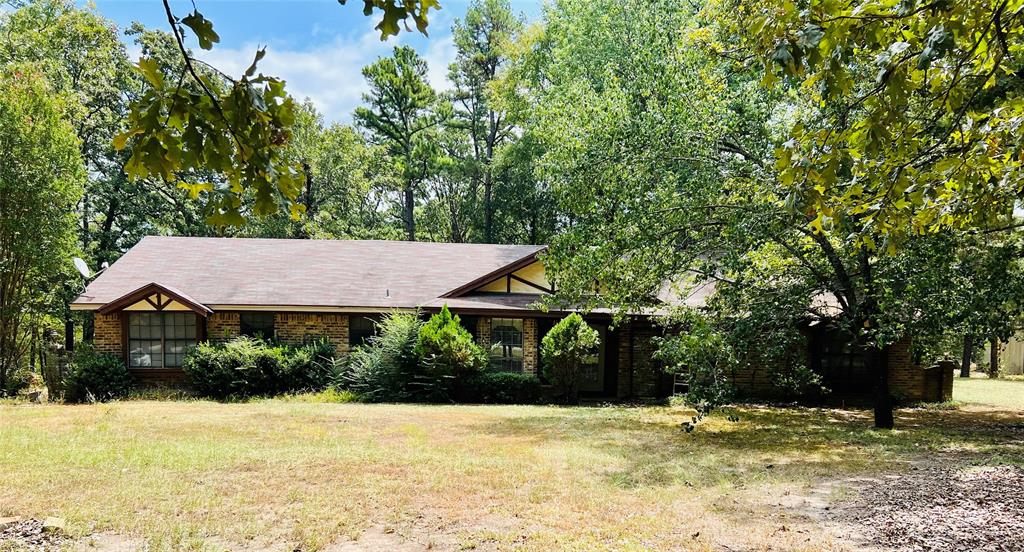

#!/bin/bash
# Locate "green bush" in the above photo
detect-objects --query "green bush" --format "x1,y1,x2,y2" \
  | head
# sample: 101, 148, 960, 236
183, 337, 337, 400
336, 312, 424, 402
541, 313, 600, 404
458, 371, 542, 404
64, 347, 134, 403
417, 305, 487, 378
2, 367, 33, 397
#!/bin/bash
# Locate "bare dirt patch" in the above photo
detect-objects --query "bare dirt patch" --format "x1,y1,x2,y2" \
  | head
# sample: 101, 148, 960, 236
829, 465, 1024, 552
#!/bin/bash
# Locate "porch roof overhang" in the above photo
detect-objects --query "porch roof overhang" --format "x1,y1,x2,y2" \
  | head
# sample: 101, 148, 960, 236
96, 282, 212, 317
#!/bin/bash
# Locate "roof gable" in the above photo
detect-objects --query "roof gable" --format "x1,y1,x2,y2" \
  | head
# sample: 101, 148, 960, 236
440, 248, 547, 298
97, 282, 211, 316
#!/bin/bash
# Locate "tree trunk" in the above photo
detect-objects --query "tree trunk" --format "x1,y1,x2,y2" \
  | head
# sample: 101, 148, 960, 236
872, 344, 894, 429
64, 316, 74, 352
960, 333, 973, 378
989, 337, 1000, 379
483, 175, 493, 243
404, 183, 415, 241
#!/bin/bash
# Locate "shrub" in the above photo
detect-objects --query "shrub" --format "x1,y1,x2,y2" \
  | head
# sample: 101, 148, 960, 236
458, 371, 542, 404
336, 312, 424, 402
541, 313, 600, 404
282, 338, 339, 390
183, 337, 338, 400
2, 367, 33, 397
417, 305, 487, 378
64, 347, 134, 403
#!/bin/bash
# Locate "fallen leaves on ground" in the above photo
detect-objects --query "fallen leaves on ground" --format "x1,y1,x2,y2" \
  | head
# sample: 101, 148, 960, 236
836, 465, 1024, 552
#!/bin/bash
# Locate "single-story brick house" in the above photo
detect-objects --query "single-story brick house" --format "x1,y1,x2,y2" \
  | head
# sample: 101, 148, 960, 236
71, 236, 951, 401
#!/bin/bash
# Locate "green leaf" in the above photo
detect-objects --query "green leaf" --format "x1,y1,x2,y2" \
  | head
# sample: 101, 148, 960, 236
136, 58, 164, 89
181, 11, 220, 50
797, 24, 824, 50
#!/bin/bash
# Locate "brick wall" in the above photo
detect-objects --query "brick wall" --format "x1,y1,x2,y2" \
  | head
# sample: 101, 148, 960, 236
887, 337, 923, 400
274, 313, 349, 354
207, 312, 240, 341
523, 318, 538, 374
94, 313, 123, 356
614, 322, 663, 399
631, 325, 659, 398
727, 335, 949, 402
617, 325, 632, 398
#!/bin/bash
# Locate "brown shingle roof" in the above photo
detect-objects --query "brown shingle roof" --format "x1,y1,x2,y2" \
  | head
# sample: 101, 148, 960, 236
73, 237, 544, 310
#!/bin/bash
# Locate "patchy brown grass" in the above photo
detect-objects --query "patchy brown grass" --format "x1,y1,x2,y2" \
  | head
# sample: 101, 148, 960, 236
0, 398, 1021, 551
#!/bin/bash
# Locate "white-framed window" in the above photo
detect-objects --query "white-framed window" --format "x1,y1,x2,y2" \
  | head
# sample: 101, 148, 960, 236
489, 318, 524, 372
128, 312, 198, 368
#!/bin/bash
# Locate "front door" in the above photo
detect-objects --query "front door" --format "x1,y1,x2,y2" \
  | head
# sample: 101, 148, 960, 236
579, 325, 607, 394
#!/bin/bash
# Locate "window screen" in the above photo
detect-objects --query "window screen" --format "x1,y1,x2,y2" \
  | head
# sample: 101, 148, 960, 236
489, 318, 524, 372
240, 312, 275, 338
128, 312, 198, 368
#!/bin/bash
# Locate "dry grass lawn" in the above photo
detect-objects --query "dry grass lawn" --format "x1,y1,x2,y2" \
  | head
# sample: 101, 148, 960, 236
1, 385, 1022, 551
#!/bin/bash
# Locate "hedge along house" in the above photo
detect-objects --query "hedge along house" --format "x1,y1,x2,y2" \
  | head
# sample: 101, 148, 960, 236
70, 236, 675, 398
71, 236, 952, 402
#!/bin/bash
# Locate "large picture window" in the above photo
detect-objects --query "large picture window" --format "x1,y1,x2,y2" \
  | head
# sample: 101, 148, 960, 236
128, 312, 198, 368
489, 318, 523, 372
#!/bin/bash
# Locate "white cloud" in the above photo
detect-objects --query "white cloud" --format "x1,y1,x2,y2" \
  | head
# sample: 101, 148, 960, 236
194, 24, 458, 124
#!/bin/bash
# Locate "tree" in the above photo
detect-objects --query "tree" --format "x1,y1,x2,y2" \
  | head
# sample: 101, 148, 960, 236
712, 0, 1024, 245
541, 313, 600, 404
510, 0, 1008, 428
355, 46, 448, 241
241, 101, 403, 240
417, 305, 487, 376
0, 67, 85, 393
448, 0, 523, 242
116, 0, 443, 226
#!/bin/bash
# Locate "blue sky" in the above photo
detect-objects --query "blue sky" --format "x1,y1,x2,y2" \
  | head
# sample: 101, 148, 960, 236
89, 0, 543, 122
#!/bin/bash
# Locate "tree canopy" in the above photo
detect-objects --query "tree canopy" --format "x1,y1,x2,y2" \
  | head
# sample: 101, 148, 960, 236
710, 0, 1024, 245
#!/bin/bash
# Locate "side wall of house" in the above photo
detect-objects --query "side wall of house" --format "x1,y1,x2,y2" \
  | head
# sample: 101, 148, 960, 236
94, 313, 123, 356
274, 313, 350, 355
92, 310, 661, 396
615, 324, 662, 399
207, 312, 240, 341
728, 336, 950, 402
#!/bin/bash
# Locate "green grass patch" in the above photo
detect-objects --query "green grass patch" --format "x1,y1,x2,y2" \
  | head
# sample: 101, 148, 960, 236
954, 377, 1024, 409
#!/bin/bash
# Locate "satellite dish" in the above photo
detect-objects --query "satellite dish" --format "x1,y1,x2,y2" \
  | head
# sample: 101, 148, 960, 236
72, 257, 91, 279
101, 261, 110, 270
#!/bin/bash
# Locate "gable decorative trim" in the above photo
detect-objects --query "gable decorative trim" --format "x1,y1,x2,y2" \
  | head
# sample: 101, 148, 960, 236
97, 282, 212, 317
441, 248, 548, 298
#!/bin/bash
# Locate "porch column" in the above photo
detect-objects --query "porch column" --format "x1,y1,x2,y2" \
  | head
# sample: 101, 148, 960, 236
523, 318, 538, 374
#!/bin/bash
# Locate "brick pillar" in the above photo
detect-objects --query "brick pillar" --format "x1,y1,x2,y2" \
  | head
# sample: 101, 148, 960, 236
617, 324, 633, 399
887, 336, 924, 401
523, 318, 538, 374
93, 313, 123, 356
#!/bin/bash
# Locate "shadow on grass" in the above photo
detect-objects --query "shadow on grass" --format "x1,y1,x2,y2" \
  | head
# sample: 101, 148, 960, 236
476, 405, 1024, 490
